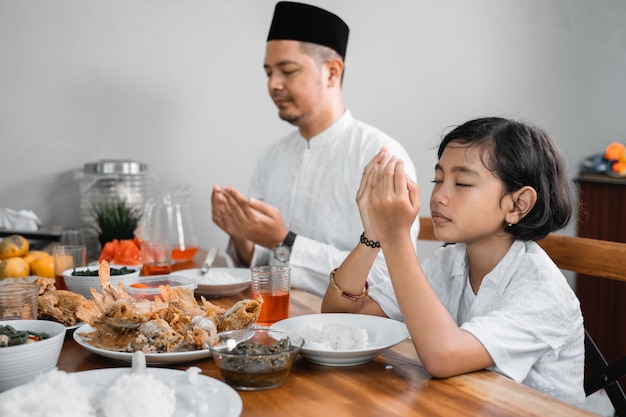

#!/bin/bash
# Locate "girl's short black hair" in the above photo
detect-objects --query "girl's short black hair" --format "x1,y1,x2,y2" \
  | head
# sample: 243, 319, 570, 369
438, 117, 573, 241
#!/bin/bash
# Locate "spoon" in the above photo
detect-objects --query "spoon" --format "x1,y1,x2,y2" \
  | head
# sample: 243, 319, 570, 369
200, 247, 219, 276
132, 351, 147, 374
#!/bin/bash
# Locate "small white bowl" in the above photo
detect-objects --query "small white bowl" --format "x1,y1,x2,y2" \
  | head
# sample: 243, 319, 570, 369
63, 265, 141, 299
0, 319, 66, 392
170, 267, 251, 297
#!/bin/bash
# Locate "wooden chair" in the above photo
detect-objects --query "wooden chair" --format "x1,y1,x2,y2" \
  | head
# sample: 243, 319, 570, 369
537, 233, 626, 416
418, 216, 626, 415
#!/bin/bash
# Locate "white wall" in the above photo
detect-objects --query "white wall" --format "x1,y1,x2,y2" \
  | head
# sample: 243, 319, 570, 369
1, 0, 625, 254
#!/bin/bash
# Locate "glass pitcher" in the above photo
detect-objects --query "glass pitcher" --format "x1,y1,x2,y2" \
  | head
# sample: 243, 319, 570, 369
139, 185, 198, 263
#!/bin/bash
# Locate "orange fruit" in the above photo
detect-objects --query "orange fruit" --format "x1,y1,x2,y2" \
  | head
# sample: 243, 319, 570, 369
0, 235, 29, 259
29, 254, 55, 278
0, 257, 30, 279
605, 142, 625, 160
23, 250, 50, 265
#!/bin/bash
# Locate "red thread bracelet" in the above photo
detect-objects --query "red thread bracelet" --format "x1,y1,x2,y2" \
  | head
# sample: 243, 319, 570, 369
329, 268, 369, 301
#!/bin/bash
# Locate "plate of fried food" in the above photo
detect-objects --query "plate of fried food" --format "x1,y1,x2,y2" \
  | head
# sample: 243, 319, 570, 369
73, 261, 262, 364
74, 325, 215, 364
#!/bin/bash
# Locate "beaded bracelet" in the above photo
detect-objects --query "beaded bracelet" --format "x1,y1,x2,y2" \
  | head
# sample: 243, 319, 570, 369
329, 268, 369, 301
360, 232, 381, 248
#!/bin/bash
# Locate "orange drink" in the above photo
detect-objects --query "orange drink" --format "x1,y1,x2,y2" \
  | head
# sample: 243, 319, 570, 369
251, 266, 291, 326
142, 262, 172, 276
253, 291, 290, 326
140, 241, 172, 276
52, 245, 86, 291
171, 246, 199, 262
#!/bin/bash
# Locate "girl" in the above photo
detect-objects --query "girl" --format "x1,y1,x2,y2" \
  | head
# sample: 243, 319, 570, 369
321, 117, 585, 406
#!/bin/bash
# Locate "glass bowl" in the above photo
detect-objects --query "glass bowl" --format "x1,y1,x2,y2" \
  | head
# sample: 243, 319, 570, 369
121, 275, 197, 301
207, 328, 303, 390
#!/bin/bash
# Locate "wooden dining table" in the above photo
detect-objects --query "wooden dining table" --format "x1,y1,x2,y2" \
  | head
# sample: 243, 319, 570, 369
57, 252, 596, 417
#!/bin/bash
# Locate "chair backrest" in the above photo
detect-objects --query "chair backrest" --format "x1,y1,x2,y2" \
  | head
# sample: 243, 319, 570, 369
418, 216, 626, 415
536, 233, 626, 416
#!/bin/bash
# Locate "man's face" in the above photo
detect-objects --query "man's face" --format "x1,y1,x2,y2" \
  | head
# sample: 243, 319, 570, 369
264, 40, 326, 128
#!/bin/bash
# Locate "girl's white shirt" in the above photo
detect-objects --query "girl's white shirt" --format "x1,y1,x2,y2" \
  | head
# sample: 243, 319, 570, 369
370, 240, 585, 407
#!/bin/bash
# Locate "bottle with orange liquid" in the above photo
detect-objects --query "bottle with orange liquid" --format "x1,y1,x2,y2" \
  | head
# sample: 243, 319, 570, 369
166, 186, 198, 263
140, 185, 198, 264
171, 246, 199, 262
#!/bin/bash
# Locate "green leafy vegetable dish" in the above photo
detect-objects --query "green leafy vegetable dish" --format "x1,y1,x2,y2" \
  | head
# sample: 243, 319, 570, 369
71, 266, 136, 277
0, 325, 50, 347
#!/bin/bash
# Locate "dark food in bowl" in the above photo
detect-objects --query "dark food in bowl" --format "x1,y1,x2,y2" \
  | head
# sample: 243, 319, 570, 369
210, 330, 303, 390
71, 266, 136, 276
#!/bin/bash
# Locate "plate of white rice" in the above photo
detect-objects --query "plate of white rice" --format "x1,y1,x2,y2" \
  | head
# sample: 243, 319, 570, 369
270, 313, 409, 366
0, 366, 242, 417
169, 268, 251, 297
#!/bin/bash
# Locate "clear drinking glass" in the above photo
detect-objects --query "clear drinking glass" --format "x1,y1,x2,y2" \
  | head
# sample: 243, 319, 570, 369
141, 241, 172, 276
60, 228, 85, 246
251, 266, 291, 326
53, 245, 87, 291
0, 283, 39, 320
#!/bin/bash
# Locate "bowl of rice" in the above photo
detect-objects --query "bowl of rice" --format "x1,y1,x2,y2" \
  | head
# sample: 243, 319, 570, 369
0, 319, 66, 392
63, 265, 140, 299
0, 352, 243, 417
270, 313, 410, 366
207, 328, 304, 391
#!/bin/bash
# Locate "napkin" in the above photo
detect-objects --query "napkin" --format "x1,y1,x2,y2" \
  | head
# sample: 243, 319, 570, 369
0, 208, 42, 231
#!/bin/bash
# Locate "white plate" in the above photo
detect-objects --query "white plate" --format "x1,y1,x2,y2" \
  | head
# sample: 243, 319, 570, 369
74, 367, 241, 417
73, 324, 213, 364
65, 322, 85, 332
270, 313, 409, 366
170, 267, 251, 297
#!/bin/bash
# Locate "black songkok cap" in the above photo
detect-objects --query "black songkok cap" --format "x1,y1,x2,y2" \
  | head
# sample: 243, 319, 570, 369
267, 1, 349, 59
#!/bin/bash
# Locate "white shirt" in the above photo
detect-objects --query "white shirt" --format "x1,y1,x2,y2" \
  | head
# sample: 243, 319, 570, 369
371, 240, 585, 406
229, 110, 419, 296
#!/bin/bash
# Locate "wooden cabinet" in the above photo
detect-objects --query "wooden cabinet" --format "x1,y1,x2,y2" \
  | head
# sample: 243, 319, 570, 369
576, 175, 626, 365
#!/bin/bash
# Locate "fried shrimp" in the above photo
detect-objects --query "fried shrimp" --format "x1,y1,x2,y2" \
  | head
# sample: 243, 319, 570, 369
76, 260, 262, 353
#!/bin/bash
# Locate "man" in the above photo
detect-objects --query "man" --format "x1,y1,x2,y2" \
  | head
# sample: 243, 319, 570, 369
212, 1, 419, 296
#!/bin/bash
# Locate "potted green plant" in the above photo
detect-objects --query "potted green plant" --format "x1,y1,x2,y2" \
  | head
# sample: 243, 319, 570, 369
90, 199, 142, 246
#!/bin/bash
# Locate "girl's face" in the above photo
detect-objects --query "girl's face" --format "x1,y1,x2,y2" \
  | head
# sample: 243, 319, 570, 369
430, 142, 512, 245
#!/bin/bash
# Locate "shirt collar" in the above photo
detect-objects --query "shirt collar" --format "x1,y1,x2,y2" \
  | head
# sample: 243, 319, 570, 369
297, 110, 353, 148
449, 240, 524, 296
478, 240, 525, 295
